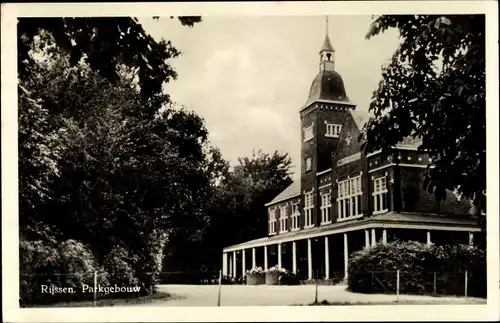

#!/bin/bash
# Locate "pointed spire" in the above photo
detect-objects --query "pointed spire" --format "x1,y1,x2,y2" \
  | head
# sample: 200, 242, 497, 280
319, 16, 334, 53
320, 35, 334, 53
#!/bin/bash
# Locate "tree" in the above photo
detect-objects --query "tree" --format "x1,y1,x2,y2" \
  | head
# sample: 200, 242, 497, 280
18, 16, 201, 113
363, 15, 486, 213
18, 29, 225, 295
187, 150, 293, 272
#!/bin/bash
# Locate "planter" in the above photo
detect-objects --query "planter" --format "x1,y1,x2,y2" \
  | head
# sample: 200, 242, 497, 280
246, 273, 265, 285
265, 271, 280, 285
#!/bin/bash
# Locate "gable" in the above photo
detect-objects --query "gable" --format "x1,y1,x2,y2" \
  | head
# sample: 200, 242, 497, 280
335, 109, 366, 161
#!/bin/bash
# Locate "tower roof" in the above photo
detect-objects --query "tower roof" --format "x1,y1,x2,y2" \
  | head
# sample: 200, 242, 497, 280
320, 34, 335, 53
303, 70, 351, 108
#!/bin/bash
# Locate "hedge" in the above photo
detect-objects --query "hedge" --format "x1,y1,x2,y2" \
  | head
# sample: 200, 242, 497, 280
20, 238, 109, 305
347, 241, 486, 298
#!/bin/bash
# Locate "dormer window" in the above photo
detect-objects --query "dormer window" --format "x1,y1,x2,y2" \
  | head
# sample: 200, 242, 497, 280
326, 123, 342, 138
303, 123, 314, 142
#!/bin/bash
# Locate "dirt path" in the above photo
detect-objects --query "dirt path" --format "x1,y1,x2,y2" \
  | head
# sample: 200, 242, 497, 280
133, 284, 485, 306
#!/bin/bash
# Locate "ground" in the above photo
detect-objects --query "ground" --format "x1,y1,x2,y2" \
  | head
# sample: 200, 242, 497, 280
27, 292, 173, 308
130, 284, 485, 306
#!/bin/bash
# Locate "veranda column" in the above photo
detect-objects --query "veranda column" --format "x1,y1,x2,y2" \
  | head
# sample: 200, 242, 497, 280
364, 230, 370, 248
343, 233, 349, 280
292, 241, 297, 274
242, 249, 246, 277
469, 232, 474, 246
382, 229, 387, 244
229, 253, 233, 277
233, 251, 237, 278
278, 244, 282, 269
264, 245, 268, 270
371, 228, 376, 247
222, 253, 228, 276
324, 236, 330, 279
427, 231, 432, 246
307, 238, 313, 280
252, 247, 256, 268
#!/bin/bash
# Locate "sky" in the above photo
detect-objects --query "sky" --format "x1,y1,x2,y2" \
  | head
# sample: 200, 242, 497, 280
139, 16, 401, 178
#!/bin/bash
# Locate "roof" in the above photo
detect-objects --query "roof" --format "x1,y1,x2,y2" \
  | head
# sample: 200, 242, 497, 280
303, 70, 351, 108
319, 35, 334, 53
265, 180, 300, 206
373, 211, 477, 226
349, 109, 371, 131
347, 109, 423, 150
222, 211, 480, 252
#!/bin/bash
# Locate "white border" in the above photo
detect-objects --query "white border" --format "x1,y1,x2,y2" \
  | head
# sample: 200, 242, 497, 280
2, 1, 499, 322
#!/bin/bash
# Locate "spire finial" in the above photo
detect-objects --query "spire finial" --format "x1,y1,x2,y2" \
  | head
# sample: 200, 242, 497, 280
326, 15, 329, 36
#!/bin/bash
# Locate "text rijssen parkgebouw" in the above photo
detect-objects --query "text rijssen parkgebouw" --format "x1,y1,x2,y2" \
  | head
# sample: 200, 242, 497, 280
40, 284, 141, 295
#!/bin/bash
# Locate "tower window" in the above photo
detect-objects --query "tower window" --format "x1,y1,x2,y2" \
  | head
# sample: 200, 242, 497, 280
303, 123, 314, 142
326, 123, 342, 138
327, 53, 331, 61
305, 157, 312, 172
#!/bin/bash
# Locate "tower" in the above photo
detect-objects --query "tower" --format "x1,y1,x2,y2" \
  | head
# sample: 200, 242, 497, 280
299, 16, 356, 228
319, 16, 336, 72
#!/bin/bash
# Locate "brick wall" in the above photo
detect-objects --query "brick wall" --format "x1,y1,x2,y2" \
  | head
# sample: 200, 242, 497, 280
399, 167, 471, 215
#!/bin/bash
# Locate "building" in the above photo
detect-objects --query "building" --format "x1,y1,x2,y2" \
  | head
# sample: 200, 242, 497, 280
221, 23, 482, 283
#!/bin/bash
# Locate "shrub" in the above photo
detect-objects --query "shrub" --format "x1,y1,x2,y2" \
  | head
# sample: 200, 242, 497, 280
20, 237, 62, 305
246, 266, 265, 275
103, 245, 138, 287
265, 265, 287, 274
58, 239, 108, 288
20, 238, 109, 305
220, 275, 245, 285
347, 241, 486, 298
279, 271, 300, 285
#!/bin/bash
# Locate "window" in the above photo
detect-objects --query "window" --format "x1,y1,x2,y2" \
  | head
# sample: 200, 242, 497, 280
268, 209, 277, 235
279, 206, 288, 233
373, 176, 388, 214
303, 124, 314, 142
304, 191, 314, 228
337, 175, 363, 221
320, 192, 332, 224
269, 245, 277, 255
349, 177, 362, 217
326, 123, 342, 138
305, 157, 312, 172
291, 202, 300, 230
